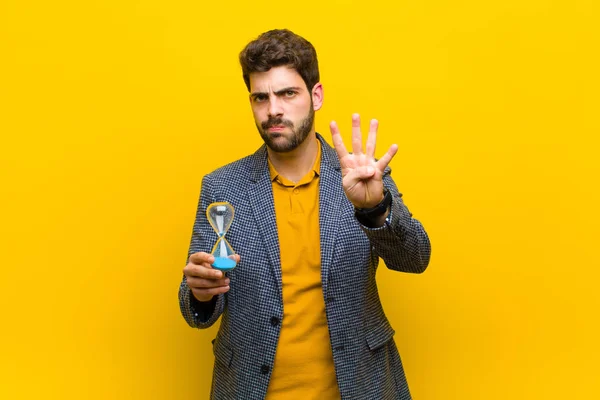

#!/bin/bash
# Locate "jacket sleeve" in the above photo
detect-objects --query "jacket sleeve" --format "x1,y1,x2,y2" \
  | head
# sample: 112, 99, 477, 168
178, 174, 226, 328
358, 168, 431, 274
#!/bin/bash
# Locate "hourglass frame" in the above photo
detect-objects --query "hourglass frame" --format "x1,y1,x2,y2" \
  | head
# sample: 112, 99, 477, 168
206, 201, 237, 271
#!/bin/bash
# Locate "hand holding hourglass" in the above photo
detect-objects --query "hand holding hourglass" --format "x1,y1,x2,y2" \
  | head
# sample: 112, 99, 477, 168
183, 202, 239, 302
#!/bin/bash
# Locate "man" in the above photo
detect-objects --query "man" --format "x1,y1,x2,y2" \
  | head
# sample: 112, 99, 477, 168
179, 29, 431, 399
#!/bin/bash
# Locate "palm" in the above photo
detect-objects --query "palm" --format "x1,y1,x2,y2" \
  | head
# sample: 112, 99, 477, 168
338, 152, 384, 207
330, 114, 398, 209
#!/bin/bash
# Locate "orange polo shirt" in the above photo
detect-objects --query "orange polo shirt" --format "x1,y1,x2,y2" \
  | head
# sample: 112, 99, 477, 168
265, 142, 340, 399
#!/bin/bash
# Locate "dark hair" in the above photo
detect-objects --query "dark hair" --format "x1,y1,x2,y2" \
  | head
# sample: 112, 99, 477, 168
239, 29, 320, 92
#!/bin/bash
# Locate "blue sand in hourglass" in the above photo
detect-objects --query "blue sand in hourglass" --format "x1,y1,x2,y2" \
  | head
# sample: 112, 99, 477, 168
212, 257, 237, 271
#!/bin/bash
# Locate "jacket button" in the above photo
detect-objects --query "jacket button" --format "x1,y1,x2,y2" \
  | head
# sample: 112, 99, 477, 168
270, 316, 280, 326
260, 365, 270, 374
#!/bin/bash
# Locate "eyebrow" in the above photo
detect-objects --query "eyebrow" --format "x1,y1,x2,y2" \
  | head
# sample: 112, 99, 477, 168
250, 86, 304, 99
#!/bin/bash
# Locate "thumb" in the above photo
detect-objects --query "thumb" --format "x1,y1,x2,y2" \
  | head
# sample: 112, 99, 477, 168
346, 166, 376, 181
344, 166, 376, 188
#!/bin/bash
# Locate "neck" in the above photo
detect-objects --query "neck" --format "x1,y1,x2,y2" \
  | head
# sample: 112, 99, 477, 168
267, 132, 319, 183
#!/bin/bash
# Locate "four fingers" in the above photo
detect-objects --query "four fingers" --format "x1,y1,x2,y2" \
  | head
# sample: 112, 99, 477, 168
330, 114, 396, 169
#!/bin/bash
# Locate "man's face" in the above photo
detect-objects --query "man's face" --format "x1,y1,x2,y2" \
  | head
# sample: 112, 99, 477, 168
248, 66, 315, 153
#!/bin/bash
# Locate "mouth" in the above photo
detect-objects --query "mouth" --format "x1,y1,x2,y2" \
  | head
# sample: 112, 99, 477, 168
267, 126, 287, 132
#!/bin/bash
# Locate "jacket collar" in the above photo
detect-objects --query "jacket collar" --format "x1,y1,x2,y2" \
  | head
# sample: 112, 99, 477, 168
249, 133, 340, 183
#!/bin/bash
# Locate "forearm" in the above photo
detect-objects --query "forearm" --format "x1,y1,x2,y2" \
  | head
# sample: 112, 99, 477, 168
358, 176, 431, 273
179, 278, 224, 328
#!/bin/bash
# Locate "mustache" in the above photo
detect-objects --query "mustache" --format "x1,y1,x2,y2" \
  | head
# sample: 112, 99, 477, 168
261, 118, 294, 130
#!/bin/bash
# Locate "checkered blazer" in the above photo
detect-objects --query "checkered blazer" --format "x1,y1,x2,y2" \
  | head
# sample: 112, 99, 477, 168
179, 133, 431, 399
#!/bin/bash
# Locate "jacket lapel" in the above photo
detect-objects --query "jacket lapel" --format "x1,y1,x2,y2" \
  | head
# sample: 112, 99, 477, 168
246, 135, 344, 301
317, 134, 344, 297
248, 145, 283, 300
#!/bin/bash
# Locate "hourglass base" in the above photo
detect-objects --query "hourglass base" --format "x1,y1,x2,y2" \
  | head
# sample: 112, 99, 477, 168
212, 257, 237, 271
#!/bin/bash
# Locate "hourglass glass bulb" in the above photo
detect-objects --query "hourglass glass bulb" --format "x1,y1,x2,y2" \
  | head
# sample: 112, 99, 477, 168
215, 205, 226, 233
207, 202, 237, 271
215, 206, 228, 258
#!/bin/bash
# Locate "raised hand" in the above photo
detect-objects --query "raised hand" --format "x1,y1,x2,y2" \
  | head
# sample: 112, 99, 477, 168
330, 113, 398, 209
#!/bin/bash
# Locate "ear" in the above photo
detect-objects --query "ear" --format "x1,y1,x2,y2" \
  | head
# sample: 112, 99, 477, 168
311, 82, 324, 111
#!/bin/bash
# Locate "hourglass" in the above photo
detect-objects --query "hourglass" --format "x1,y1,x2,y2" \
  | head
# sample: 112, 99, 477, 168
206, 202, 237, 271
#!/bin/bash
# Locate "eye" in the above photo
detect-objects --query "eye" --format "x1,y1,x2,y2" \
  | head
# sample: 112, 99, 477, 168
285, 90, 296, 97
254, 94, 268, 103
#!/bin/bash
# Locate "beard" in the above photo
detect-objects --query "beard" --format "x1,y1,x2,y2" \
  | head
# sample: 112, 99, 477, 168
256, 105, 315, 153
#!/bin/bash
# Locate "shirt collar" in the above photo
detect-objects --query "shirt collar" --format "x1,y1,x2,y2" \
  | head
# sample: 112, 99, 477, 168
268, 139, 321, 186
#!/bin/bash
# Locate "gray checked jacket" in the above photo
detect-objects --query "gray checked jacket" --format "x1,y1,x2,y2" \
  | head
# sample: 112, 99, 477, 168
179, 133, 431, 399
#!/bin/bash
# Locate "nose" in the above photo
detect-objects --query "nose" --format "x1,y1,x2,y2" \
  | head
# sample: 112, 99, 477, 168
267, 95, 284, 118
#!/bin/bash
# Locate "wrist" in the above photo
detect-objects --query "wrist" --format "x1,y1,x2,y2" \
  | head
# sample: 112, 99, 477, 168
191, 290, 215, 303
354, 189, 392, 227
355, 189, 391, 217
